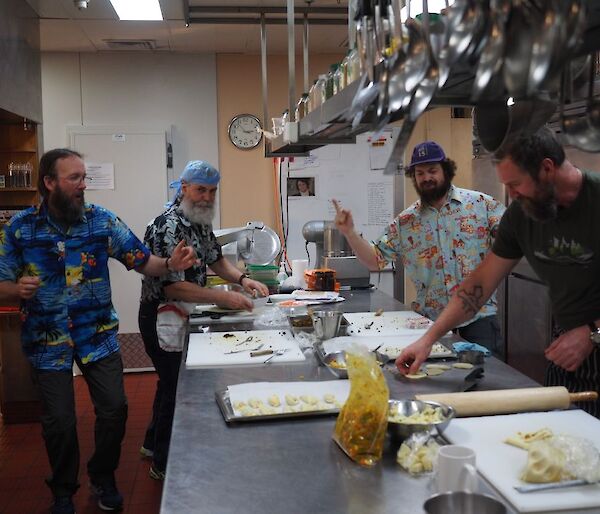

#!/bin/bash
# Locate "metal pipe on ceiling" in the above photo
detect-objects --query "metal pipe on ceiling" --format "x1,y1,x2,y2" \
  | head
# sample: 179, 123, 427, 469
188, 6, 346, 15
287, 0, 296, 121
187, 17, 345, 25
303, 13, 309, 94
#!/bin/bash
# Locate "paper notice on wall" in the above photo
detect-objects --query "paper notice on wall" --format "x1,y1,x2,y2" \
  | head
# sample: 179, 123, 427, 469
367, 182, 393, 226
85, 162, 115, 190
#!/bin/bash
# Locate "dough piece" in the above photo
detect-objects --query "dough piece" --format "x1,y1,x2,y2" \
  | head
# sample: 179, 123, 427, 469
521, 440, 566, 483
300, 395, 318, 405
323, 393, 336, 404
285, 394, 299, 406
248, 398, 263, 409
426, 368, 445, 377
406, 372, 427, 379
268, 394, 281, 408
452, 362, 474, 369
426, 364, 451, 371
233, 401, 247, 410
238, 407, 256, 417
258, 405, 277, 415
505, 428, 554, 450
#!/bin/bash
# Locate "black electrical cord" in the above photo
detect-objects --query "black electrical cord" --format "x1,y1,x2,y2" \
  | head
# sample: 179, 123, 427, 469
305, 240, 311, 267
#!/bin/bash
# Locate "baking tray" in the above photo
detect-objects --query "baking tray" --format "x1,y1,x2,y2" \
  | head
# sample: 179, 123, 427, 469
215, 388, 341, 423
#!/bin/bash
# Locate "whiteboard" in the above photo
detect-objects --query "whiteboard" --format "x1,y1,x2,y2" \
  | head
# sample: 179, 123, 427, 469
281, 130, 400, 266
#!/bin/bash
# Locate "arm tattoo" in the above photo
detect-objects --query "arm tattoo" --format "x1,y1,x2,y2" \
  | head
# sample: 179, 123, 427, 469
456, 285, 485, 317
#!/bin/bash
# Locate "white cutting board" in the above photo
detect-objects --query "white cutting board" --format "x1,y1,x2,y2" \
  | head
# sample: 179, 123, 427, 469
186, 330, 305, 368
343, 310, 431, 336
443, 410, 600, 512
321, 335, 453, 358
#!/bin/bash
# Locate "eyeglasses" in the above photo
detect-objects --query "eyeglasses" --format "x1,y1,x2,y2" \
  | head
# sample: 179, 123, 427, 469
59, 174, 87, 185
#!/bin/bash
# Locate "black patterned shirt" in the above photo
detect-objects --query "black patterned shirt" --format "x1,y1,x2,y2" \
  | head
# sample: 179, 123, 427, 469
140, 205, 222, 304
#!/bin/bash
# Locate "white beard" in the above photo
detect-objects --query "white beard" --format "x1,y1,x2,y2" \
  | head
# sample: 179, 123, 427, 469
179, 198, 215, 226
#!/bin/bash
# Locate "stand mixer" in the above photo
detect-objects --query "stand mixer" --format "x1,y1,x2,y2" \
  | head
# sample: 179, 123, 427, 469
302, 220, 370, 288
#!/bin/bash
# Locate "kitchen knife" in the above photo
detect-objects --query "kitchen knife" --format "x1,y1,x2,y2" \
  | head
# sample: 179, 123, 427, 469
224, 344, 264, 355
515, 479, 592, 493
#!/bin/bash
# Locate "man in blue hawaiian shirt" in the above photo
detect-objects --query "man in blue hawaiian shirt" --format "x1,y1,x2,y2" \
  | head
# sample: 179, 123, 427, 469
0, 148, 197, 514
139, 160, 268, 481
333, 140, 506, 355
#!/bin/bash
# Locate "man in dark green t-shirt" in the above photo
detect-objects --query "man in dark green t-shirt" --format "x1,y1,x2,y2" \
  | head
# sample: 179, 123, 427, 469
395, 127, 600, 416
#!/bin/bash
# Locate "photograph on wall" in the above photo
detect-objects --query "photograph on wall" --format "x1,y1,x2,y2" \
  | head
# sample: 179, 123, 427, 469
287, 176, 316, 198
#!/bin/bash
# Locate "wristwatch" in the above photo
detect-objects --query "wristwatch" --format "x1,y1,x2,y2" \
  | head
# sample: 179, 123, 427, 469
588, 322, 600, 345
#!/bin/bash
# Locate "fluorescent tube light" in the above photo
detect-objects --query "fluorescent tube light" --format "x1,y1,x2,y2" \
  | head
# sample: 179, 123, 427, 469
109, 0, 163, 21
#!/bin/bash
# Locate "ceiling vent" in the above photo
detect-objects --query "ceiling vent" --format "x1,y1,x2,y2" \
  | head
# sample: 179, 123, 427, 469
103, 39, 158, 50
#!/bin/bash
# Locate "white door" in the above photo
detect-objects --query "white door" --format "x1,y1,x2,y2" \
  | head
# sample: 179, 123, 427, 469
69, 126, 169, 334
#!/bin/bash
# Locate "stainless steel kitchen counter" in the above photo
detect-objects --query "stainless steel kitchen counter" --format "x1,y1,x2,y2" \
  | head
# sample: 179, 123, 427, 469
160, 290, 563, 514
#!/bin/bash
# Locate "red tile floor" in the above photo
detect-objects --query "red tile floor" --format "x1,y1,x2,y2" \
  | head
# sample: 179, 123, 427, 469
0, 372, 162, 514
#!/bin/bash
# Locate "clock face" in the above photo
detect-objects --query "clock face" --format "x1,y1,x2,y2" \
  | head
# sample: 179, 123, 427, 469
228, 114, 263, 150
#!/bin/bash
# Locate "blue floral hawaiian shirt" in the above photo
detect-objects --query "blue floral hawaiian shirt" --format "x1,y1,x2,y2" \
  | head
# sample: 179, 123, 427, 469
0, 203, 151, 371
373, 186, 505, 324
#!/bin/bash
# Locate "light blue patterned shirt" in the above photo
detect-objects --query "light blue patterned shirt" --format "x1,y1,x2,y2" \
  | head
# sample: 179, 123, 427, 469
373, 186, 505, 324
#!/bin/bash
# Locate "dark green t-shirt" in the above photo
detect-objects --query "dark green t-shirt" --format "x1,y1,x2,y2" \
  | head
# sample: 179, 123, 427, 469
493, 170, 600, 330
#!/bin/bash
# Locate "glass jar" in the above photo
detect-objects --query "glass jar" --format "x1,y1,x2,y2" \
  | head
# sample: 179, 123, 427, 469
333, 64, 343, 95
325, 67, 335, 100
312, 75, 328, 109
346, 48, 360, 84
339, 55, 349, 91
307, 80, 318, 112
295, 93, 310, 120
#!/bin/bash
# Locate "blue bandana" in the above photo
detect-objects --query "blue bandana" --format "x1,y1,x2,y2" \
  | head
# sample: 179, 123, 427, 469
168, 160, 220, 207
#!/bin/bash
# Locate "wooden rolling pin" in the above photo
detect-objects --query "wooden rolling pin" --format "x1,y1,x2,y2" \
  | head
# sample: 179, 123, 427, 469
416, 387, 598, 417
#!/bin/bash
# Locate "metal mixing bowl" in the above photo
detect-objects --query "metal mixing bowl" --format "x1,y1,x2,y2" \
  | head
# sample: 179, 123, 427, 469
321, 351, 348, 379
387, 399, 455, 440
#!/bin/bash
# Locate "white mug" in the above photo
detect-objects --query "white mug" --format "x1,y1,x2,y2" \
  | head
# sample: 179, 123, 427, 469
436, 445, 477, 494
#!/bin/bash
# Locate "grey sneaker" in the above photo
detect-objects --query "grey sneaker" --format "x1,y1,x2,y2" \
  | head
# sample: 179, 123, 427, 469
139, 446, 154, 459
149, 464, 165, 481
90, 479, 123, 511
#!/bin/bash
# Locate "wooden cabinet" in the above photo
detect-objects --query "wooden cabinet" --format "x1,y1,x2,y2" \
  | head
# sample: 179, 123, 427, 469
0, 314, 41, 423
0, 108, 39, 208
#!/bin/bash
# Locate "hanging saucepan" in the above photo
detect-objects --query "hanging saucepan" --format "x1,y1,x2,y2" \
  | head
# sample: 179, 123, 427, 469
474, 95, 557, 154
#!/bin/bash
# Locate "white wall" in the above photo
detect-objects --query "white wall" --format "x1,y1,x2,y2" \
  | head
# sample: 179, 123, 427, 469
40, 51, 220, 223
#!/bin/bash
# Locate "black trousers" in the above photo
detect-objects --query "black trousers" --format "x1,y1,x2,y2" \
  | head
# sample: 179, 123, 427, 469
138, 301, 183, 472
32, 351, 128, 497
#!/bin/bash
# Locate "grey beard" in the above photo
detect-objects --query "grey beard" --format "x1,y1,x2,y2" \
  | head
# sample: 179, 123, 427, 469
179, 199, 215, 225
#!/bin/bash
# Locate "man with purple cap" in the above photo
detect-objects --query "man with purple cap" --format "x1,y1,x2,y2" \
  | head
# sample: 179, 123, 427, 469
138, 160, 268, 480
333, 140, 505, 354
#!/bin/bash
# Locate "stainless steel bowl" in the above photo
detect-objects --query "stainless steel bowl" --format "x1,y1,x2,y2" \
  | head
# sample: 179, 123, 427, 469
322, 351, 348, 379
387, 399, 455, 440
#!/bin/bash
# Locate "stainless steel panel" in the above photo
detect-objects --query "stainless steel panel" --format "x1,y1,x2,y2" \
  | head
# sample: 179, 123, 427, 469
506, 275, 553, 385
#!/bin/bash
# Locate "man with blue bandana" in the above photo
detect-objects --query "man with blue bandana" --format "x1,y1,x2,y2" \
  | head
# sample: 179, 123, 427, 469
138, 160, 268, 481
0, 148, 197, 514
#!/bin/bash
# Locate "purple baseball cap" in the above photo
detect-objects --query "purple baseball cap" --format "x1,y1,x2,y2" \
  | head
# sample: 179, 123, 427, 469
409, 141, 446, 167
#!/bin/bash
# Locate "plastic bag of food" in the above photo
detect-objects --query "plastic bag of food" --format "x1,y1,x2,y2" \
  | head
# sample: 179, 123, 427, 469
397, 433, 440, 475
333, 343, 389, 467
521, 435, 600, 484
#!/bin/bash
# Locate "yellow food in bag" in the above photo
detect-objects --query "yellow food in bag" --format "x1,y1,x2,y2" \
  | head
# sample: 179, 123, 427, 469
333, 345, 389, 467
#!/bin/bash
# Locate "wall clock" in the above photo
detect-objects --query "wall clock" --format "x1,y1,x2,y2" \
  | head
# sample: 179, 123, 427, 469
228, 114, 263, 150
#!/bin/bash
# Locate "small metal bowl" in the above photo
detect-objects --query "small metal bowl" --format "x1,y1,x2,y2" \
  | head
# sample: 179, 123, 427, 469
387, 399, 455, 440
288, 314, 349, 338
322, 351, 348, 379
